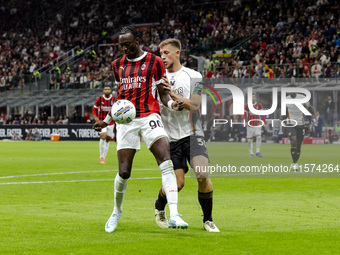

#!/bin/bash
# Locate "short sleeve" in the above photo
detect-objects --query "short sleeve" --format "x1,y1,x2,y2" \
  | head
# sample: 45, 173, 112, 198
191, 72, 203, 95
153, 56, 165, 85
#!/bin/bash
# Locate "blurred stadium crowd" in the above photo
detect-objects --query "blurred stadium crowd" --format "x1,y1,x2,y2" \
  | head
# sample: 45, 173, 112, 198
1, 0, 339, 91
0, 0, 339, 141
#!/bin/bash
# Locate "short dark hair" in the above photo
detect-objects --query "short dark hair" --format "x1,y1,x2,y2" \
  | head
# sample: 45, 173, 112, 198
104, 84, 111, 89
119, 25, 139, 39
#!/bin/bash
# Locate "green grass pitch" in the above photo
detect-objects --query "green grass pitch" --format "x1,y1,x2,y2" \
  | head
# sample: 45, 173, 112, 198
0, 141, 339, 255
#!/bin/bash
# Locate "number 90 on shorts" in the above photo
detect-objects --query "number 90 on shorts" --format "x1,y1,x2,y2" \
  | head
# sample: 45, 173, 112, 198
116, 113, 168, 151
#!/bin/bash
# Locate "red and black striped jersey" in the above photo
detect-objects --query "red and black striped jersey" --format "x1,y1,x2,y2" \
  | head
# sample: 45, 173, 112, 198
243, 102, 267, 127
112, 52, 165, 118
93, 95, 115, 122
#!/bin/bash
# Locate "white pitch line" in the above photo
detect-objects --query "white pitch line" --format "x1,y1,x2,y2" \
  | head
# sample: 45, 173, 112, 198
0, 168, 159, 180
0, 176, 162, 185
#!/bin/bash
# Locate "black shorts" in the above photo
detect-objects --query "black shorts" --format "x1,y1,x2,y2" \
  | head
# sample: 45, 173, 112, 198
170, 136, 209, 173
287, 125, 305, 138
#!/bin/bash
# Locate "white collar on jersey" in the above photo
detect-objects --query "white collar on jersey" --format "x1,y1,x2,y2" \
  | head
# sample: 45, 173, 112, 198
103, 95, 112, 100
166, 66, 183, 76
166, 66, 183, 79
126, 51, 147, 62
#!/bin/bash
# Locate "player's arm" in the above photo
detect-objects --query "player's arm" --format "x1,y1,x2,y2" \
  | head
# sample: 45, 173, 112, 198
243, 104, 248, 123
92, 106, 99, 122
161, 77, 200, 111
153, 57, 183, 111
280, 107, 289, 135
157, 79, 184, 111
93, 112, 111, 132
93, 97, 101, 122
259, 103, 267, 129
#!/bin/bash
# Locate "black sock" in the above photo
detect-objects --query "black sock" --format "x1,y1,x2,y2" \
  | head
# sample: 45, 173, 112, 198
291, 147, 298, 163
198, 191, 213, 222
296, 148, 301, 162
155, 188, 167, 211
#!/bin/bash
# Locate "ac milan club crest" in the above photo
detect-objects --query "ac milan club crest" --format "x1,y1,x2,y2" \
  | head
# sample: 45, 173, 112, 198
141, 64, 146, 70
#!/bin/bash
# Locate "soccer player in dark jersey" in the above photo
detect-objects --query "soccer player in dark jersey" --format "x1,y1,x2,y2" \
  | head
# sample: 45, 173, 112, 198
154, 38, 220, 232
283, 89, 315, 171
243, 94, 267, 157
93, 26, 188, 232
92, 84, 115, 165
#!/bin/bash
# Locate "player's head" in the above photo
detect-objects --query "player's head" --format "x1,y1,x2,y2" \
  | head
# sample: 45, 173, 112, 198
103, 84, 112, 97
119, 25, 141, 59
159, 38, 181, 71
252, 94, 256, 104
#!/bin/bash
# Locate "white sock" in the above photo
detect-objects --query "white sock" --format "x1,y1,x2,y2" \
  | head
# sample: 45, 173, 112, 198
248, 139, 253, 155
159, 160, 178, 217
99, 139, 105, 158
103, 141, 110, 159
113, 173, 128, 214
256, 136, 261, 153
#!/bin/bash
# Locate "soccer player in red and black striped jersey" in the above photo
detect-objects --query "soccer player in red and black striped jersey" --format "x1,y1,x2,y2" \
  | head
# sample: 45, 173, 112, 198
93, 26, 188, 232
92, 84, 115, 165
243, 94, 267, 157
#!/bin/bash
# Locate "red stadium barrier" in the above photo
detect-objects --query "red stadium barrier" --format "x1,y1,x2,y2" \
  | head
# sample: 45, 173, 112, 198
282, 138, 326, 144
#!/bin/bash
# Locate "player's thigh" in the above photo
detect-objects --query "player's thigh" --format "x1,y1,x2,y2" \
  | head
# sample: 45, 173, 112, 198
191, 155, 210, 179
170, 138, 189, 174
296, 126, 305, 143
287, 126, 298, 144
116, 121, 141, 151
254, 126, 262, 136
287, 126, 297, 138
189, 136, 210, 179
246, 127, 255, 138
105, 125, 115, 139
100, 127, 108, 140
141, 113, 169, 149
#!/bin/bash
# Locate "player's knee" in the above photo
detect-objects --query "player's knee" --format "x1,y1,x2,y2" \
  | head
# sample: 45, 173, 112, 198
197, 177, 208, 187
119, 171, 130, 179
177, 184, 184, 192
177, 180, 185, 191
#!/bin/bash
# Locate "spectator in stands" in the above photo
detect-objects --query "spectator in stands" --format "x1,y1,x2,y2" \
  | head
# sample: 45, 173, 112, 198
314, 111, 324, 137
334, 121, 340, 141
25, 129, 35, 141
311, 60, 322, 82
34, 128, 42, 141
325, 96, 335, 126
12, 132, 22, 141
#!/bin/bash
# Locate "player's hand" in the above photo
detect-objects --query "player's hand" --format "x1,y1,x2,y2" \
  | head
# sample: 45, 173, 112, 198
282, 126, 287, 135
161, 77, 172, 92
172, 99, 184, 111
93, 121, 107, 132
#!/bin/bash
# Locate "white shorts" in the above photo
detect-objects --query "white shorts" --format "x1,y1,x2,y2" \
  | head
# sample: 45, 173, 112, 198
116, 113, 168, 151
246, 126, 261, 138
101, 125, 114, 138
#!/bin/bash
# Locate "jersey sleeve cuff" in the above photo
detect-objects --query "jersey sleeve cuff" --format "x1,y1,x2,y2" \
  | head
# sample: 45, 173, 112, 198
103, 114, 112, 125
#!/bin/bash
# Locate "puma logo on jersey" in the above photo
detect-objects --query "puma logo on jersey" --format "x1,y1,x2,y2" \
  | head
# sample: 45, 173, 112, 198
120, 66, 126, 70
